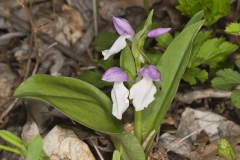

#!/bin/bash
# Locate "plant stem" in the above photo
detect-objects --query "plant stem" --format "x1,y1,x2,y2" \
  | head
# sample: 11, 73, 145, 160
143, 0, 150, 15
134, 110, 142, 143
92, 0, 98, 37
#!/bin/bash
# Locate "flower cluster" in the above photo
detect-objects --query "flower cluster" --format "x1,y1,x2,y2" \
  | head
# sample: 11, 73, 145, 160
102, 16, 170, 119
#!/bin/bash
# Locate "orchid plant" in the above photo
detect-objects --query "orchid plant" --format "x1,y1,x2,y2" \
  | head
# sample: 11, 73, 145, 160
14, 10, 205, 159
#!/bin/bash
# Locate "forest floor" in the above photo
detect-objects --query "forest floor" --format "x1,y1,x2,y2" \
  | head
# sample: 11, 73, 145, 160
1, 0, 240, 159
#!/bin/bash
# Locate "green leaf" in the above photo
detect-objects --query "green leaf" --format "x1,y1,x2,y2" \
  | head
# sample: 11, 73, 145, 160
236, 59, 240, 69
182, 67, 208, 85
94, 32, 118, 52
192, 38, 238, 66
14, 74, 124, 134
231, 89, 240, 108
111, 131, 145, 160
216, 139, 236, 160
112, 150, 121, 160
142, 19, 205, 152
188, 31, 212, 68
146, 50, 163, 66
0, 145, 24, 155
226, 23, 240, 35
0, 130, 27, 149
183, 10, 204, 29
97, 57, 119, 70
211, 69, 240, 89
132, 10, 153, 71
120, 44, 136, 79
26, 135, 43, 160
176, 0, 230, 26
77, 70, 112, 88
155, 33, 173, 49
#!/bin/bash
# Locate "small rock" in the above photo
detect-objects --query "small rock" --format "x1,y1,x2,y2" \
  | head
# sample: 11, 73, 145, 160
43, 125, 95, 160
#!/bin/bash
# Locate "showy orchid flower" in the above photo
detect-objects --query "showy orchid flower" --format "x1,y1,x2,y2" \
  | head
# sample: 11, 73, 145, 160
102, 67, 129, 119
129, 65, 161, 111
102, 15, 171, 60
102, 16, 135, 60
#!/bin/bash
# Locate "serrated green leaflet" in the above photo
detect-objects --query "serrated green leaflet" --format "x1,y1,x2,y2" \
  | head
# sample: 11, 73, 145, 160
192, 38, 238, 67
77, 70, 113, 88
225, 23, 240, 35
216, 139, 236, 160
176, 0, 230, 26
231, 89, 240, 108
188, 31, 212, 68
236, 59, 240, 69
211, 69, 240, 89
14, 74, 124, 134
182, 67, 208, 85
142, 19, 205, 152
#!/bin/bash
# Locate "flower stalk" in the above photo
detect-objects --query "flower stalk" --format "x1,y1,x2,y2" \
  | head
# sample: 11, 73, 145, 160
134, 110, 142, 143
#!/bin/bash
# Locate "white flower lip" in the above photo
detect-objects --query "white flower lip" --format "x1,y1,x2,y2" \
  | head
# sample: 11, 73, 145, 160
111, 82, 129, 120
102, 67, 130, 119
129, 65, 161, 111
129, 77, 157, 111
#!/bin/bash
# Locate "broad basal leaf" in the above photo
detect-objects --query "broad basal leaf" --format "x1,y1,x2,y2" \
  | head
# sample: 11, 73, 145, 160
231, 89, 240, 108
182, 67, 208, 85
142, 19, 205, 152
211, 69, 240, 89
111, 131, 145, 160
14, 74, 124, 134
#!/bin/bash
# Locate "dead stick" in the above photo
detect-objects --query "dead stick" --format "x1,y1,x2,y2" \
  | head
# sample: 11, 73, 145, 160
17, 0, 40, 76
175, 88, 232, 104
0, 98, 19, 123
166, 119, 224, 152
0, 11, 83, 62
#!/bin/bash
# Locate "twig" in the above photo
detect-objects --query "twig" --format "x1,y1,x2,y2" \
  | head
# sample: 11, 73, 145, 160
92, 0, 98, 37
175, 88, 232, 104
17, 0, 40, 76
166, 119, 224, 152
89, 137, 104, 160
24, 32, 33, 80
0, 11, 83, 62
142, 130, 155, 150
0, 98, 20, 123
